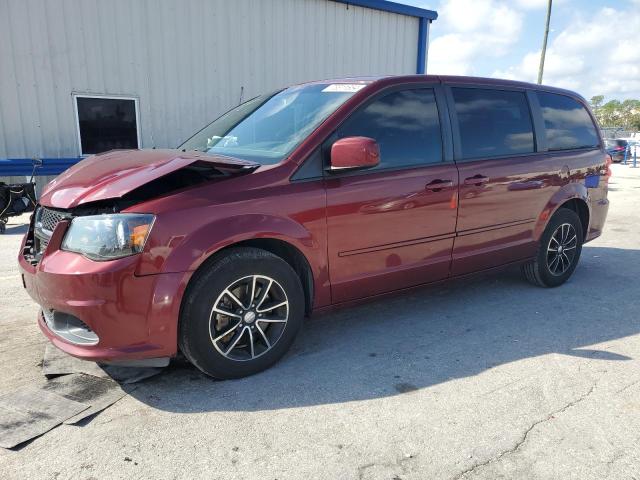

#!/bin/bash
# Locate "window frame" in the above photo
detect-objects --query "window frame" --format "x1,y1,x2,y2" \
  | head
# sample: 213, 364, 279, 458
72, 93, 142, 157
444, 83, 540, 163
315, 83, 453, 179
534, 90, 602, 153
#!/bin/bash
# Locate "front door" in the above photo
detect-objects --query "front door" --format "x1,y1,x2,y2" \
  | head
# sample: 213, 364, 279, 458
325, 87, 459, 303
446, 86, 551, 275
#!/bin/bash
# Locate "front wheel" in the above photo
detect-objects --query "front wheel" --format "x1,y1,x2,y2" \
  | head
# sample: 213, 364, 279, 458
522, 208, 584, 287
179, 247, 305, 379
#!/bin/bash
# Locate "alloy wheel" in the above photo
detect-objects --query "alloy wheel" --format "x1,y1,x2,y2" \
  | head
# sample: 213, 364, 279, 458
546, 223, 578, 276
208, 275, 289, 361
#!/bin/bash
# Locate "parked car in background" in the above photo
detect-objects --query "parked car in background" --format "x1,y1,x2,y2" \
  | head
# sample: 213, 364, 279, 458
19, 75, 610, 379
604, 138, 629, 162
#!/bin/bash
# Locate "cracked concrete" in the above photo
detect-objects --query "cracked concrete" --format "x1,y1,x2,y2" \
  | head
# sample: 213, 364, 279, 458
0, 164, 639, 479
454, 381, 599, 479
357, 453, 416, 480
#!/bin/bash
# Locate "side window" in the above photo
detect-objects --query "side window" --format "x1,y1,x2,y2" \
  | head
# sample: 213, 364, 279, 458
452, 88, 534, 159
336, 88, 443, 170
537, 92, 599, 151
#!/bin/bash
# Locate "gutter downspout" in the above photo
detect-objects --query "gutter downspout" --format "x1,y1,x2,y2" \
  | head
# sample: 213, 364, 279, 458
416, 18, 430, 74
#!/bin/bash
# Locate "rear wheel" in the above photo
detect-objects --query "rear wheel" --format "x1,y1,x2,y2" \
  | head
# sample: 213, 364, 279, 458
522, 208, 584, 287
179, 247, 305, 379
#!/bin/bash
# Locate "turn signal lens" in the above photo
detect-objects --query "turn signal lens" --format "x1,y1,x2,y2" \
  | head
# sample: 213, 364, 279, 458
131, 224, 151, 250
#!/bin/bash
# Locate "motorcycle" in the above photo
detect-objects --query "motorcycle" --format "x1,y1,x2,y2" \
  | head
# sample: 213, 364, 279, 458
0, 158, 41, 233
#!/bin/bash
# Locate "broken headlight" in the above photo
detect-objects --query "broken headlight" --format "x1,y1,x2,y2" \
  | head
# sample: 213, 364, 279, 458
61, 214, 155, 261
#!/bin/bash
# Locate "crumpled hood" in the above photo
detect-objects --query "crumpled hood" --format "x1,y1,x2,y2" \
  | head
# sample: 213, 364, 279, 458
39, 149, 259, 209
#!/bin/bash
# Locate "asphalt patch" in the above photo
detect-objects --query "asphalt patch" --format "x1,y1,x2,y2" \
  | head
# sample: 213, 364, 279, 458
0, 346, 166, 449
0, 386, 88, 449
41, 373, 130, 425
43, 344, 164, 384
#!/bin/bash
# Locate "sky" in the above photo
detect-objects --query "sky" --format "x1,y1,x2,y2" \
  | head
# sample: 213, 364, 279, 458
405, 0, 640, 101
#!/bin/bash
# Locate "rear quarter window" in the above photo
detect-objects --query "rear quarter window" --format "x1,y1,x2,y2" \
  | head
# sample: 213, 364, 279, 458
537, 92, 599, 151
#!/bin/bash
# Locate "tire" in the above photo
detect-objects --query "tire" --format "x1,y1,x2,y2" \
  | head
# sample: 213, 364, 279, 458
179, 247, 305, 379
522, 208, 584, 288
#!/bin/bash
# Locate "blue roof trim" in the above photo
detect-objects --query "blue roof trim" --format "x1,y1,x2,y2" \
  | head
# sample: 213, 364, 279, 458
0, 158, 80, 177
332, 0, 438, 20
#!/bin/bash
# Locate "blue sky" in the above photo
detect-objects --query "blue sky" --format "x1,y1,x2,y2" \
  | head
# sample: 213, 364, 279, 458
405, 0, 640, 100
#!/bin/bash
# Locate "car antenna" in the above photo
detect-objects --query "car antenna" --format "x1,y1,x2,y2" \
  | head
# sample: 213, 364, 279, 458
238, 86, 244, 105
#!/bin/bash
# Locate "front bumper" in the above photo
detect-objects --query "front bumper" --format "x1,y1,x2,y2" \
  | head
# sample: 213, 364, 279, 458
18, 222, 187, 362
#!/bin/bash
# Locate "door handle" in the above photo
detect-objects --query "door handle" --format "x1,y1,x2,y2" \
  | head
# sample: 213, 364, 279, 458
425, 179, 454, 191
463, 175, 490, 186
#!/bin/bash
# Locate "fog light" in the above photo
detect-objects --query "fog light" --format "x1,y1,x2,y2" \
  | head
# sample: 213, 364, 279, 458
41, 309, 99, 346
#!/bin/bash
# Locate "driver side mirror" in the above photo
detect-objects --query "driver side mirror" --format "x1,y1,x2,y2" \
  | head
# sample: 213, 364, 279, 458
330, 136, 380, 171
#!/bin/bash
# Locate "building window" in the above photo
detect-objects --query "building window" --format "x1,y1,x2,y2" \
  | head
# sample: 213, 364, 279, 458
74, 95, 140, 155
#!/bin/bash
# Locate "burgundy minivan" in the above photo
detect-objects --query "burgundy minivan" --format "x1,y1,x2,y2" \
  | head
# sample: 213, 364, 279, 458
19, 76, 610, 378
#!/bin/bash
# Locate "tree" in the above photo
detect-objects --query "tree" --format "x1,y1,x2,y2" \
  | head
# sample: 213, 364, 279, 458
621, 100, 640, 130
590, 95, 605, 124
590, 95, 604, 111
590, 96, 640, 131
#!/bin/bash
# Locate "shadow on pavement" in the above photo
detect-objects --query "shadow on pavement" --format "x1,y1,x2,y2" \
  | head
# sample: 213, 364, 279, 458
129, 246, 639, 412
1, 222, 29, 236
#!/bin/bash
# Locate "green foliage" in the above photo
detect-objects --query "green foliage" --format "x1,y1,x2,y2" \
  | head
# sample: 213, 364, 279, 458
590, 95, 604, 110
590, 96, 640, 130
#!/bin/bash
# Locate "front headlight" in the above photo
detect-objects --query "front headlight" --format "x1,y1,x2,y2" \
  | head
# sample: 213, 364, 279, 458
61, 214, 155, 261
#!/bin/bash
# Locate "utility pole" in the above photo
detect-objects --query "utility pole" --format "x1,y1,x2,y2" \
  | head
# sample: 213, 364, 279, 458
537, 0, 553, 84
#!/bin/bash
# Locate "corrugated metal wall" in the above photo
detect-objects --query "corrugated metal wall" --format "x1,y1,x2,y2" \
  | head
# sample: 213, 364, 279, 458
0, 0, 419, 163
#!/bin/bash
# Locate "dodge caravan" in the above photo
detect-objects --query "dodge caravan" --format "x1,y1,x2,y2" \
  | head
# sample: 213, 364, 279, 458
19, 76, 610, 378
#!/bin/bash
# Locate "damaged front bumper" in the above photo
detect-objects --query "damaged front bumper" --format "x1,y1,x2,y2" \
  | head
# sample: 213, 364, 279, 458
18, 212, 185, 365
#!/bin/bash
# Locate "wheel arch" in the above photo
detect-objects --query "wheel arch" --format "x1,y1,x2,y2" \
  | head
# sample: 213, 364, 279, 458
534, 184, 590, 241
557, 198, 590, 238
180, 235, 316, 319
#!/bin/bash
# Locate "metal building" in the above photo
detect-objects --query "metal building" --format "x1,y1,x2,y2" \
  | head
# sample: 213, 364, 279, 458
0, 0, 437, 188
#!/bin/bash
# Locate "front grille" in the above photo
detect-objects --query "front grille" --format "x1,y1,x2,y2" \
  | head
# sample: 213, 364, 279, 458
36, 206, 69, 234
32, 206, 71, 259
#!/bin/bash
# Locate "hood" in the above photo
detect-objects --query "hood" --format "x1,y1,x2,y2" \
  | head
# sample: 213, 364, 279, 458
39, 149, 260, 209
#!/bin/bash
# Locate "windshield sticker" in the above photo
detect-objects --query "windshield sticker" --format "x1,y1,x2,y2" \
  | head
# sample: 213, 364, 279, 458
322, 84, 367, 93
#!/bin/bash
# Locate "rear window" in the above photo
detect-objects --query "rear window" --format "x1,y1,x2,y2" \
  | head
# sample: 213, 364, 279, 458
537, 92, 599, 151
452, 88, 534, 159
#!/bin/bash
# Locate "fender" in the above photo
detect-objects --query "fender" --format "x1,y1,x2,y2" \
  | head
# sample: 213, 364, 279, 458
138, 211, 329, 303
532, 182, 590, 241
140, 213, 316, 274
170, 213, 316, 273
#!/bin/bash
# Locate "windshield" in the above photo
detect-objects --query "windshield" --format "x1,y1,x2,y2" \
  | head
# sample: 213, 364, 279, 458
179, 83, 368, 164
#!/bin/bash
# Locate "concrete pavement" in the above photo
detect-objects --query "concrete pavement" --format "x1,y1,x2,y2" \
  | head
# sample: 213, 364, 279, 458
0, 164, 639, 479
